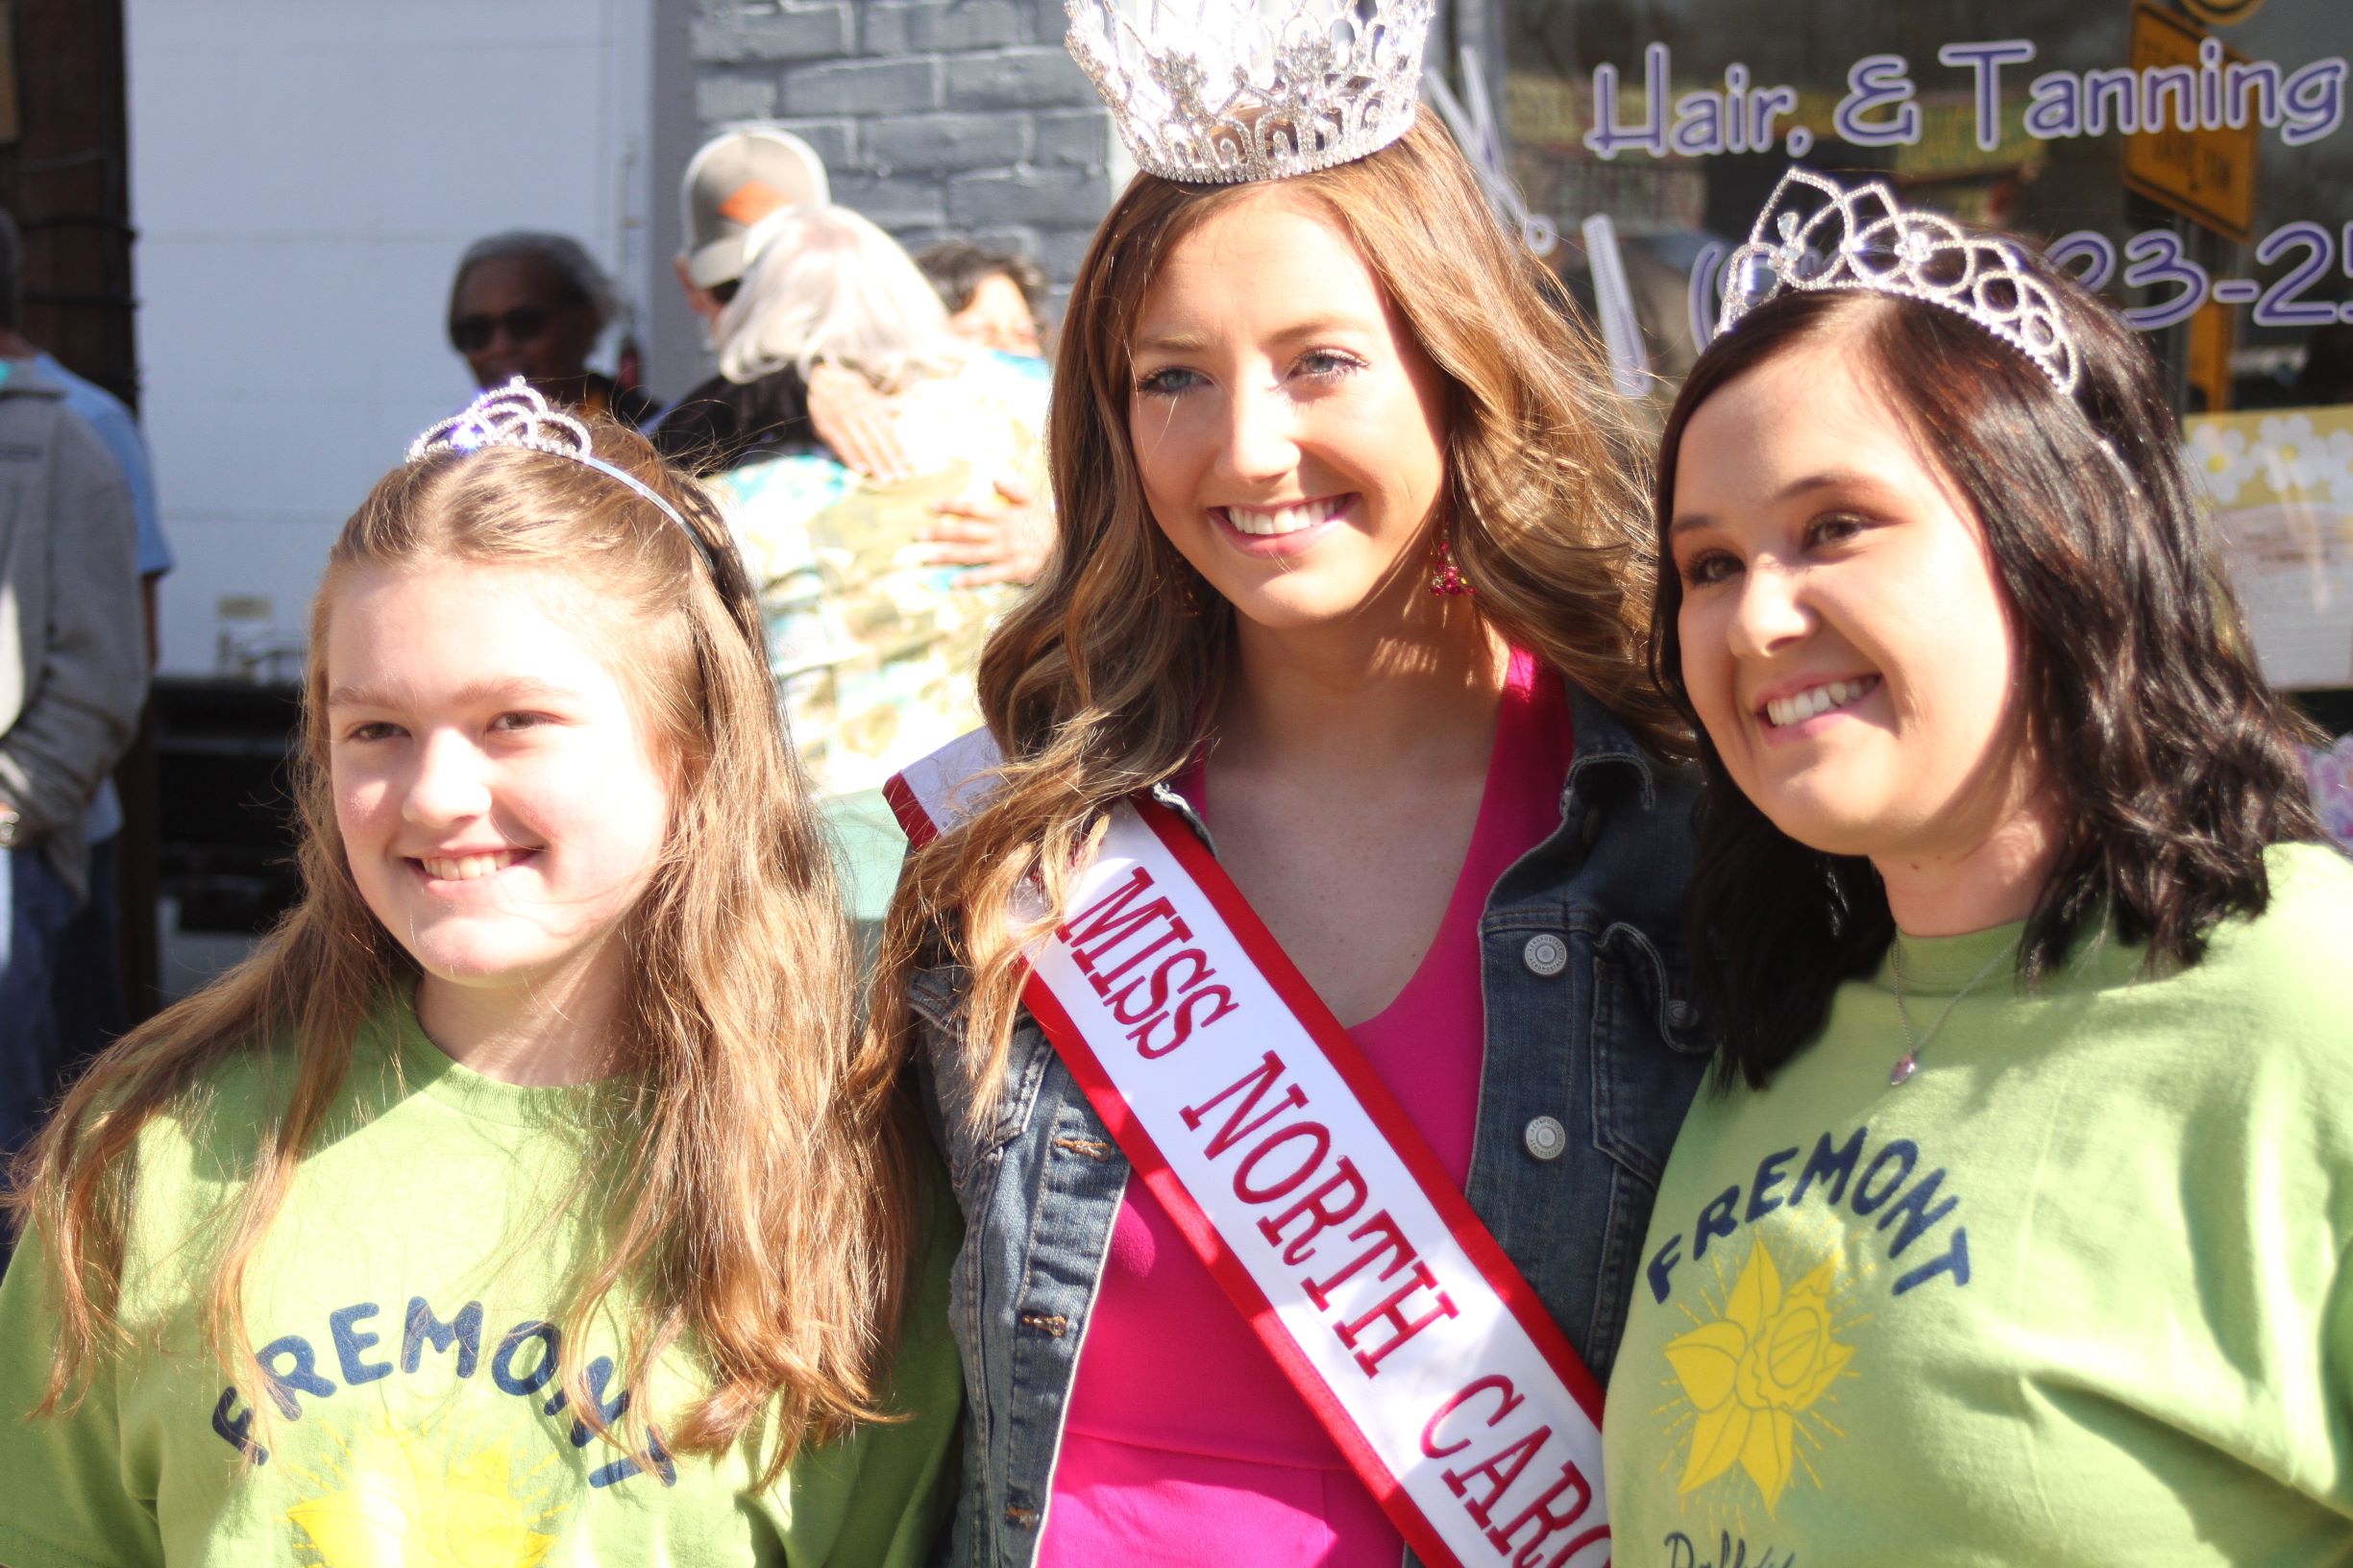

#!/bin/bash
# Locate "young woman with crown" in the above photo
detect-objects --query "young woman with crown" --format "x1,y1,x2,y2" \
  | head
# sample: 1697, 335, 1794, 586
870, 4, 1709, 1565
1605, 171, 2353, 1562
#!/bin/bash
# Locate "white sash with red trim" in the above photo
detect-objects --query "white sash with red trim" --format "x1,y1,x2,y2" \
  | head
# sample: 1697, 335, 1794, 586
887, 730, 1611, 1568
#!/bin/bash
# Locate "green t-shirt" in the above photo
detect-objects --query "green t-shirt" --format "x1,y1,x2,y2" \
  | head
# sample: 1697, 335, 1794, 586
0, 999, 961, 1568
1605, 843, 2353, 1567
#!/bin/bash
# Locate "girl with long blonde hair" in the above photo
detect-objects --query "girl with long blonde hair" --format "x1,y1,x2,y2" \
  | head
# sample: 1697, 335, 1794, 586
0, 391, 956, 1565
870, 12, 1710, 1563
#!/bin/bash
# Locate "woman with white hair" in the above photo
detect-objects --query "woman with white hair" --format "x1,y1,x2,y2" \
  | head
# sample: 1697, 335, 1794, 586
702, 203, 1050, 932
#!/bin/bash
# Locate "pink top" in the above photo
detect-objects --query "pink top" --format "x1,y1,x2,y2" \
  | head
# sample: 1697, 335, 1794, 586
1038, 651, 1572, 1568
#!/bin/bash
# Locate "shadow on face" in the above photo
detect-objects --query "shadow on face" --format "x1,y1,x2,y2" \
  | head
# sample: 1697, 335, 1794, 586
948, 272, 1042, 358
449, 256, 600, 396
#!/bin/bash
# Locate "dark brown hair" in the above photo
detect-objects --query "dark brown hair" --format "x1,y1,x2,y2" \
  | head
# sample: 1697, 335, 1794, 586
1651, 262, 2324, 1090
916, 238, 1046, 316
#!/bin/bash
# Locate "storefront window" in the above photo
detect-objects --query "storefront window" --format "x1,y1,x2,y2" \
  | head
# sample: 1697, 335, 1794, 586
1470, 0, 2351, 831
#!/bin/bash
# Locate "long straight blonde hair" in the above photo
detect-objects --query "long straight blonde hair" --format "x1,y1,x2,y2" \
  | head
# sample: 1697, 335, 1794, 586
875, 113, 1677, 1121
10, 423, 919, 1487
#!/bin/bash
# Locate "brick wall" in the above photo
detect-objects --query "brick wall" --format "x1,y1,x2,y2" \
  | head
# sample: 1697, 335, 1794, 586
686, 0, 1118, 299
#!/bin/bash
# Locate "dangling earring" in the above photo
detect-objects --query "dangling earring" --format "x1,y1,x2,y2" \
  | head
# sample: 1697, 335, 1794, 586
1428, 532, 1471, 598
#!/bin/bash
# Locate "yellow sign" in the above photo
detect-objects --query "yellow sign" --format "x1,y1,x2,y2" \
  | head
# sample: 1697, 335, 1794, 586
2122, 5, 2259, 241
2180, 0, 2266, 25
2188, 299, 2235, 413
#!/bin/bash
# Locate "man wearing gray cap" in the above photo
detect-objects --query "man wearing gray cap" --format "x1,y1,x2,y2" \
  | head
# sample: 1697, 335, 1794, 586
650, 123, 1048, 580
650, 126, 883, 473
675, 125, 830, 328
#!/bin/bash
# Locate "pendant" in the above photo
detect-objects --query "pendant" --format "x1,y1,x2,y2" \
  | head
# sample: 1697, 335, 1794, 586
1889, 1053, 1920, 1087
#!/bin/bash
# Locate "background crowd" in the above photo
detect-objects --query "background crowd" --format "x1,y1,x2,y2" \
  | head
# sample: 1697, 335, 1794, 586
0, 120, 1055, 1149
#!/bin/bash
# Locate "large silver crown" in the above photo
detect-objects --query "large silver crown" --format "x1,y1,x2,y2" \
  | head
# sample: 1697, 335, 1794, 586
1718, 169, 2080, 395
1066, 0, 1434, 184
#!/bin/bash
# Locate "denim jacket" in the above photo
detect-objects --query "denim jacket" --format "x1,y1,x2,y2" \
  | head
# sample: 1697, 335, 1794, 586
907, 689, 1711, 1568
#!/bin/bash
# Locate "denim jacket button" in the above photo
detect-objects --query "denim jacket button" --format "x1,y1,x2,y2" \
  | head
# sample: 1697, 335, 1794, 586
1666, 999, 1696, 1029
1523, 1115, 1568, 1162
1522, 933, 1568, 977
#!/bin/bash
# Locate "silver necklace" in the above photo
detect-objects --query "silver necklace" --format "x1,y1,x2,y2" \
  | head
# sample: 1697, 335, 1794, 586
1888, 939, 2015, 1087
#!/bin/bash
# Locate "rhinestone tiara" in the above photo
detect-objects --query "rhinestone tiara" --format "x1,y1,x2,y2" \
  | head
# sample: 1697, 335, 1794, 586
407, 377, 718, 574
1064, 0, 1434, 185
1716, 168, 2080, 395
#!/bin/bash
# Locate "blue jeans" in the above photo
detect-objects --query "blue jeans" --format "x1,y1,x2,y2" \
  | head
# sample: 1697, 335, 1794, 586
1, 845, 81, 1159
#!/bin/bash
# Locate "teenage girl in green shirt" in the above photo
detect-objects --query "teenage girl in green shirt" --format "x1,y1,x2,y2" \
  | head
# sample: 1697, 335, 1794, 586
1605, 174, 2353, 1565
0, 385, 958, 1566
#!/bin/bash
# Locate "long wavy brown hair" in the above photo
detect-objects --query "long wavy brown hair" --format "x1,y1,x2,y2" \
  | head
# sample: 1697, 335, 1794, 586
875, 113, 1674, 1118
8, 423, 919, 1487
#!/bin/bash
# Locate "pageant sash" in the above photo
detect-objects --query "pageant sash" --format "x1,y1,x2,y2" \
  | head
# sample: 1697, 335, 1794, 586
887, 731, 1611, 1568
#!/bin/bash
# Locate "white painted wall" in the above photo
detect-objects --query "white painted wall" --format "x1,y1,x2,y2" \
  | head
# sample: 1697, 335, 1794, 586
128, 0, 656, 675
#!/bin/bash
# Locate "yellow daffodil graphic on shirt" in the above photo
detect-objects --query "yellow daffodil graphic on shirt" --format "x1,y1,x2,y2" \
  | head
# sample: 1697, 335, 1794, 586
1661, 1237, 1854, 1513
205, 1296, 675, 1567
1634, 1118, 1974, 1557
279, 1408, 566, 1568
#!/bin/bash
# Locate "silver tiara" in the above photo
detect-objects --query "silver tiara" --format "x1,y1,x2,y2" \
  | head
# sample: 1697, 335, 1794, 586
1717, 169, 2080, 396
1065, 0, 1434, 184
406, 378, 717, 573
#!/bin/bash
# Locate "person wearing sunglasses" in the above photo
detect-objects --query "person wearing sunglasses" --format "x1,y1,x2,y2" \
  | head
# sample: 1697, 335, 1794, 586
445, 232, 655, 428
